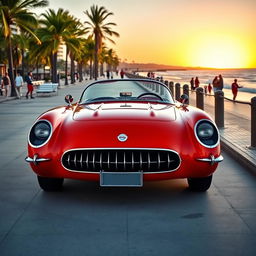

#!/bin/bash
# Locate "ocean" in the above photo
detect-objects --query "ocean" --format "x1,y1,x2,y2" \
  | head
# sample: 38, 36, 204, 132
140, 69, 256, 102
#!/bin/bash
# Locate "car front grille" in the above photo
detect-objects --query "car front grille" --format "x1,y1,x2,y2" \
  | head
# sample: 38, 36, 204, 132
62, 149, 180, 173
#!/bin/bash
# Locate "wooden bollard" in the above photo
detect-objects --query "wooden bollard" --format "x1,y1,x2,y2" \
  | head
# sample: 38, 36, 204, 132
215, 91, 224, 128
183, 84, 190, 104
169, 81, 174, 97
175, 83, 181, 101
251, 97, 256, 148
196, 87, 204, 110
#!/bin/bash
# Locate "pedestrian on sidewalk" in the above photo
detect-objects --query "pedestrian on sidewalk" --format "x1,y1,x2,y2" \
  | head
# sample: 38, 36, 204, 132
1, 72, 10, 97
15, 72, 23, 98
231, 79, 243, 101
106, 70, 110, 79
120, 69, 125, 79
25, 72, 34, 99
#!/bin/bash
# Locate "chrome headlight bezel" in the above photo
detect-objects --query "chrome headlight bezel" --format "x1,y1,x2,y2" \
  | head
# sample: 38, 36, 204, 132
194, 119, 219, 148
28, 120, 53, 148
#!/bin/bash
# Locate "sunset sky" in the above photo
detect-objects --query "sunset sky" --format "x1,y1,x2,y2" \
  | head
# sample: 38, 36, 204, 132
41, 0, 256, 69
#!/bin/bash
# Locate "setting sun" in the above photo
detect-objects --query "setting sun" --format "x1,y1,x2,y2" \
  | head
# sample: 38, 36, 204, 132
185, 34, 251, 69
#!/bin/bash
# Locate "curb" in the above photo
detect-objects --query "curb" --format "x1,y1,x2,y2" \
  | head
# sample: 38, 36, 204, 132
220, 136, 256, 176
0, 96, 17, 104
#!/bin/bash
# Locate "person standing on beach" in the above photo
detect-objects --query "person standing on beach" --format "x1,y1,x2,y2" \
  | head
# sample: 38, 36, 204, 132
195, 77, 200, 88
190, 77, 195, 90
25, 72, 34, 99
212, 76, 219, 92
15, 72, 23, 98
1, 72, 10, 97
231, 79, 243, 101
208, 83, 212, 94
218, 74, 224, 91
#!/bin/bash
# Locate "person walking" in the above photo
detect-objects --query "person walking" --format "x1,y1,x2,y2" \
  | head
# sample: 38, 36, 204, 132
106, 70, 110, 79
1, 72, 10, 97
231, 79, 243, 101
15, 72, 24, 98
208, 83, 212, 94
25, 72, 34, 99
120, 69, 125, 79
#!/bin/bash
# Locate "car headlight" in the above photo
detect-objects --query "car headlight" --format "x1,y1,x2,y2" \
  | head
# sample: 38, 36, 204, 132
195, 119, 219, 148
29, 120, 52, 147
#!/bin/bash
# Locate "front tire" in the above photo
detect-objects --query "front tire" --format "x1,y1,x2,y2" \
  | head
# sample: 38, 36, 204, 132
37, 176, 64, 192
187, 175, 212, 192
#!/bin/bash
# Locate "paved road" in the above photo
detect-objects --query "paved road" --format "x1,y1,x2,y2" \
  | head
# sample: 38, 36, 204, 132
0, 82, 256, 256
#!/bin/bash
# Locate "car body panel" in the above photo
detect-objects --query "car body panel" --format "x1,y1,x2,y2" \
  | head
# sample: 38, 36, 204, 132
27, 79, 222, 186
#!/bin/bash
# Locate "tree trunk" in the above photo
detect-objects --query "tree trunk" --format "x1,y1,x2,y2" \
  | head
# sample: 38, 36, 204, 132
7, 36, 17, 97
89, 59, 93, 80
100, 63, 104, 77
51, 52, 58, 83
65, 47, 69, 85
70, 54, 75, 84
94, 32, 99, 80
43, 65, 46, 80
78, 62, 83, 82
21, 49, 25, 78
36, 60, 39, 80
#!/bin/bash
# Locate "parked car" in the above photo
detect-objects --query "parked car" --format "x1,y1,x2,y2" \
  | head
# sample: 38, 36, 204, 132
26, 78, 223, 192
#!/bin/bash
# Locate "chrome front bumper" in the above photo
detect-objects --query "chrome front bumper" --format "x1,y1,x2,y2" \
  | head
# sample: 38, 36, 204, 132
25, 154, 51, 165
196, 155, 224, 165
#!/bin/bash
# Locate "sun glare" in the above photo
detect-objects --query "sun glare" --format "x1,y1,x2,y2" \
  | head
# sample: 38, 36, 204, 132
186, 35, 250, 69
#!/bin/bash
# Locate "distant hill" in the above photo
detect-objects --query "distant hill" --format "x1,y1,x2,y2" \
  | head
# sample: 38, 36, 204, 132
118, 62, 187, 71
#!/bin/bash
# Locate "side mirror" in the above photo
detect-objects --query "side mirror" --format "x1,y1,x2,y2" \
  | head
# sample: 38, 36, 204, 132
179, 94, 189, 105
65, 94, 73, 106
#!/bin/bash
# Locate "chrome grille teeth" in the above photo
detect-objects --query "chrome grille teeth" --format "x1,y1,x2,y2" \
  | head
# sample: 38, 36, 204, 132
92, 152, 95, 170
107, 152, 110, 169
99, 152, 103, 170
62, 149, 180, 173
74, 154, 77, 168
79, 154, 83, 168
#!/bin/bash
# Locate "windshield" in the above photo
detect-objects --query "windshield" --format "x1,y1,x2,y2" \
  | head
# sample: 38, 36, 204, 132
80, 79, 174, 104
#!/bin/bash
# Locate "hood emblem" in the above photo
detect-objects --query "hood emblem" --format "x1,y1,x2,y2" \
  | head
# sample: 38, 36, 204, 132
118, 134, 128, 142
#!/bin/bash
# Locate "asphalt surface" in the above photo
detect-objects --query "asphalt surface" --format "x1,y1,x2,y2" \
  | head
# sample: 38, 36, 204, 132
0, 81, 256, 256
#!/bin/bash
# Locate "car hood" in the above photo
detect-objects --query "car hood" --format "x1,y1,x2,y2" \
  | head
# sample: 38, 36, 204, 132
73, 102, 176, 122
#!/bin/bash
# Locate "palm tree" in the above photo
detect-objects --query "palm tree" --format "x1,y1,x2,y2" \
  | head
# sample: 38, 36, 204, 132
84, 5, 119, 80
0, 0, 48, 97
66, 16, 86, 84
83, 36, 95, 80
37, 9, 85, 83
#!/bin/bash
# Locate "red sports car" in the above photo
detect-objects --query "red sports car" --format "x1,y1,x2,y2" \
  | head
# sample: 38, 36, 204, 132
26, 79, 223, 192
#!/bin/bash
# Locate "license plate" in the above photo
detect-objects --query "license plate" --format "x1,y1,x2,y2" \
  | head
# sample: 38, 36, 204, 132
100, 171, 143, 187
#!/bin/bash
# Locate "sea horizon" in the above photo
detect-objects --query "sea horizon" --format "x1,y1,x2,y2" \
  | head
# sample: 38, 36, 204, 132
139, 68, 256, 102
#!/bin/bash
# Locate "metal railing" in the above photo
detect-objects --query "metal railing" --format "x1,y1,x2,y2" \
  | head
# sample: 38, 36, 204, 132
125, 72, 256, 148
